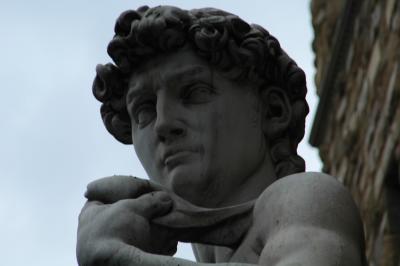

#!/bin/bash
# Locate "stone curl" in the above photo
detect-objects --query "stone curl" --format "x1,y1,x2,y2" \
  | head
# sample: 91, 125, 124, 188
92, 5, 309, 178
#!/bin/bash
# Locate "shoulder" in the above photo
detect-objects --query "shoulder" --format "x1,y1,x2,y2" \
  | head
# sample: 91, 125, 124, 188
253, 172, 366, 265
254, 172, 363, 231
255, 171, 357, 216
260, 171, 346, 194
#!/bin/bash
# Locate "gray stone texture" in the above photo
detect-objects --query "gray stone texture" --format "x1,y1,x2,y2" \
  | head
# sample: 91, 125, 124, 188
77, 5, 367, 266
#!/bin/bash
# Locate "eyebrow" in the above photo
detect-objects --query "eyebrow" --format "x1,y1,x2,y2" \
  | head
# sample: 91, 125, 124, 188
167, 65, 211, 84
126, 65, 211, 104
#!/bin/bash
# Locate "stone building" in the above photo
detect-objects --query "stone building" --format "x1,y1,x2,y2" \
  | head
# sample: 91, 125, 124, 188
309, 0, 400, 265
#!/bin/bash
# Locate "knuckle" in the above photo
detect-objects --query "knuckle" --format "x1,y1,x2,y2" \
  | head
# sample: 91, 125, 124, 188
146, 191, 171, 207
114, 195, 154, 217
111, 199, 147, 218
128, 178, 151, 196
152, 191, 171, 203
113, 198, 135, 211
79, 201, 103, 222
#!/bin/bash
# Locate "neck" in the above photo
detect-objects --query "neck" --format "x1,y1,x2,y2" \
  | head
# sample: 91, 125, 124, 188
214, 151, 277, 208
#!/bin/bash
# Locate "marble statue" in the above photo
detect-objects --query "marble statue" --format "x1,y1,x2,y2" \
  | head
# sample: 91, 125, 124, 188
77, 5, 367, 266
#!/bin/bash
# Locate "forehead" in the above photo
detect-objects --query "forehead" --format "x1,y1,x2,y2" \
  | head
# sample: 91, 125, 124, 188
128, 48, 212, 91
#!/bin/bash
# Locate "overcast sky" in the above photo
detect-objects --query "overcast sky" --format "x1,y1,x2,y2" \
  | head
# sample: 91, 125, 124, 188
0, 1, 321, 265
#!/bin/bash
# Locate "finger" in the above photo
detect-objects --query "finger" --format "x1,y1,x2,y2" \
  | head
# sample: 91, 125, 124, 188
85, 175, 162, 203
108, 240, 179, 265
135, 191, 173, 219
78, 201, 105, 228
116, 191, 173, 220
80, 200, 103, 213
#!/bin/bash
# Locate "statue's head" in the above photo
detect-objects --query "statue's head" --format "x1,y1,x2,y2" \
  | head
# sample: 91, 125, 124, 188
93, 6, 309, 205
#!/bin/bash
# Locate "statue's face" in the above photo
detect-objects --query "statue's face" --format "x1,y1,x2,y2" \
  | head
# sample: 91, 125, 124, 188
127, 48, 268, 207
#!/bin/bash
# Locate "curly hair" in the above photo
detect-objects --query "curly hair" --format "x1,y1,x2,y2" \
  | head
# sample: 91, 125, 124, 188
92, 5, 309, 178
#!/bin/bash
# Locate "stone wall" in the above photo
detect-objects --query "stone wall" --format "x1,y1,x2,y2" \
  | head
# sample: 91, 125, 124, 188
310, 0, 400, 265
311, 0, 345, 94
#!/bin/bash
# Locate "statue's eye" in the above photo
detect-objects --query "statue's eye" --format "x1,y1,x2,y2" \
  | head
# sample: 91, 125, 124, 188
181, 84, 216, 104
133, 100, 156, 127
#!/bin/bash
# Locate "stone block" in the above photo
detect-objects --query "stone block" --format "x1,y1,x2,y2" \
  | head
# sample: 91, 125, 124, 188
356, 79, 369, 116
386, 0, 397, 27
314, 9, 326, 26
373, 109, 400, 200
367, 40, 382, 86
345, 43, 354, 73
337, 158, 348, 183
364, 115, 376, 151
336, 97, 347, 122
391, 8, 400, 32
355, 69, 364, 91
371, 212, 387, 265
385, 63, 398, 108
369, 3, 382, 43
359, 169, 368, 193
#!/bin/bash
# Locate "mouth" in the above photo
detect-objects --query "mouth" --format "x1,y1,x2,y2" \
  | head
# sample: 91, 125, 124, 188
162, 148, 198, 169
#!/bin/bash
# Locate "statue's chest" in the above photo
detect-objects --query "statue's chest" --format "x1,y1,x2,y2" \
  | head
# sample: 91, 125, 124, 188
193, 199, 270, 264
195, 223, 264, 264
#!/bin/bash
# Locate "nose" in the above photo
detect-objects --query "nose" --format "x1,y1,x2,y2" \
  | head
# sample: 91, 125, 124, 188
154, 97, 186, 143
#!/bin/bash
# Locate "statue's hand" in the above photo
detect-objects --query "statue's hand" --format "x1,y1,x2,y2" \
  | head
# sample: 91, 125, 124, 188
76, 176, 178, 266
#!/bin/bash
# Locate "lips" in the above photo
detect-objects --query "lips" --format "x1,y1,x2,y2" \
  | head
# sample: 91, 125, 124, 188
161, 147, 198, 168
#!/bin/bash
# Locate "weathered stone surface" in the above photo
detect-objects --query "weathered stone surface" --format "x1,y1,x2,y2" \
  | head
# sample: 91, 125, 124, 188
311, 0, 400, 264
385, 0, 396, 27
367, 41, 382, 86
311, 0, 345, 94
77, 5, 367, 266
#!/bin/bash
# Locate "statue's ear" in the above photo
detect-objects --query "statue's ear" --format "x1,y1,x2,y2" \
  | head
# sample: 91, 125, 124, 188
260, 86, 292, 139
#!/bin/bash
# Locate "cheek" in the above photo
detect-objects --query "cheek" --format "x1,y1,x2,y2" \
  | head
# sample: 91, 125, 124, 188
202, 108, 240, 174
203, 108, 222, 155
218, 102, 264, 159
133, 130, 159, 178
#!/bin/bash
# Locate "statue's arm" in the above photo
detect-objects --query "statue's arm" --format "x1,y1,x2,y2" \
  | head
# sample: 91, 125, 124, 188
78, 173, 366, 266
255, 172, 366, 266
77, 176, 257, 266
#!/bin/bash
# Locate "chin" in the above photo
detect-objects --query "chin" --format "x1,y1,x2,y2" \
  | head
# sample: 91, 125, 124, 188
167, 164, 208, 205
